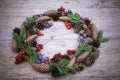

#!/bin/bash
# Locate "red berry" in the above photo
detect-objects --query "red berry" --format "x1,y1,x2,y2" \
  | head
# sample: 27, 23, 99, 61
37, 47, 41, 51
26, 34, 31, 37
37, 44, 43, 49
45, 61, 49, 64
67, 50, 75, 55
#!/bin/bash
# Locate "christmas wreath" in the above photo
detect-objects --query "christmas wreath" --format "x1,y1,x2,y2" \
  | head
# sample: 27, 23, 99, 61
11, 7, 109, 77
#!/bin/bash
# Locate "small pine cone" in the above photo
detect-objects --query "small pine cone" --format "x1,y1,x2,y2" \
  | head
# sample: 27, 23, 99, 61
61, 54, 70, 60
51, 57, 60, 63
31, 41, 37, 47
74, 63, 85, 71
85, 29, 92, 37
93, 40, 100, 48
84, 18, 91, 25
51, 67, 60, 77
65, 10, 73, 16
36, 22, 45, 30
90, 50, 100, 60
13, 28, 21, 35
84, 56, 95, 67
73, 22, 83, 33
27, 28, 36, 35
51, 14, 59, 21
56, 12, 63, 17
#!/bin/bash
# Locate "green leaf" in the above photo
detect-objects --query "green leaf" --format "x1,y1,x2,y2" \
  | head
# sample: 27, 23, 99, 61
56, 66, 64, 75
75, 48, 83, 56
100, 38, 109, 43
24, 56, 29, 60
84, 37, 90, 44
84, 45, 93, 51
25, 17, 31, 23
65, 66, 74, 71
98, 30, 103, 40
13, 33, 19, 41
75, 13, 80, 20
32, 53, 38, 61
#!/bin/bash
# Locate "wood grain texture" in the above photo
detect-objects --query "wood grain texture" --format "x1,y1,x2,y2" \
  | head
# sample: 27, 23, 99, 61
0, 0, 120, 80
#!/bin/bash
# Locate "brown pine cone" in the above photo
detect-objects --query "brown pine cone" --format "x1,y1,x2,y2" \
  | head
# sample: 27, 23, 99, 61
36, 22, 45, 30
13, 28, 21, 35
27, 28, 36, 35
61, 54, 70, 60
65, 10, 73, 16
90, 50, 100, 60
74, 63, 85, 71
83, 56, 95, 67
51, 13, 60, 21
72, 22, 83, 33
85, 29, 92, 37
84, 18, 91, 25
92, 40, 100, 48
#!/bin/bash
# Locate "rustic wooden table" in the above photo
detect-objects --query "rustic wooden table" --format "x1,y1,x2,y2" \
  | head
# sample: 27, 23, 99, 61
0, 0, 120, 80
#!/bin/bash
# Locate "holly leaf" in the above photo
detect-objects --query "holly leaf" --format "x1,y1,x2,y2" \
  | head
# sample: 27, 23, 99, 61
100, 38, 109, 43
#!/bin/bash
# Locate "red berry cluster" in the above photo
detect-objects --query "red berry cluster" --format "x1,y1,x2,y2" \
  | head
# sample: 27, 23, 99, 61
57, 6, 65, 12
36, 28, 44, 36
37, 44, 43, 52
14, 50, 26, 64
67, 50, 76, 55
54, 52, 62, 58
64, 21, 72, 29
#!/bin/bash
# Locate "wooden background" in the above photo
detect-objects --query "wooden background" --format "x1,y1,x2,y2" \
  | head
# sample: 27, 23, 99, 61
0, 0, 120, 80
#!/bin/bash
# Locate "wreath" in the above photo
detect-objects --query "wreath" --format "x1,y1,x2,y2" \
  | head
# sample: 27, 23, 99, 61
11, 7, 109, 77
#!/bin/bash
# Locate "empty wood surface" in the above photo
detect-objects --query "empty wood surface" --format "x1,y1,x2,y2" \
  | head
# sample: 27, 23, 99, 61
0, 0, 120, 80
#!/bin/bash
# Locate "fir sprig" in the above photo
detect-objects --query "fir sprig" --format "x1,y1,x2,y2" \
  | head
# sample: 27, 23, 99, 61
75, 38, 93, 56
67, 13, 84, 24
25, 16, 37, 23
97, 30, 109, 43
13, 27, 27, 48
50, 58, 74, 75
24, 46, 38, 61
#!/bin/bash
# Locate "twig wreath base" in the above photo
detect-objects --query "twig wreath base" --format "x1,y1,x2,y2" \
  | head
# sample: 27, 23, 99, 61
11, 7, 109, 77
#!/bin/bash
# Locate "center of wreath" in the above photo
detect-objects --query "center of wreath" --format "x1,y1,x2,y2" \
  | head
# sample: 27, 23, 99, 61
36, 21, 79, 58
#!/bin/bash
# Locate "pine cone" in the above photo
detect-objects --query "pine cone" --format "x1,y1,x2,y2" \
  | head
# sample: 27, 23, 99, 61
84, 56, 95, 67
85, 29, 92, 37
31, 41, 37, 47
90, 50, 100, 60
51, 13, 60, 21
65, 10, 73, 16
74, 63, 85, 71
27, 28, 36, 35
92, 40, 100, 48
13, 28, 21, 35
84, 18, 91, 25
51, 67, 60, 77
51, 57, 60, 63
36, 22, 45, 30
72, 22, 83, 33
56, 12, 62, 17
61, 54, 70, 60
